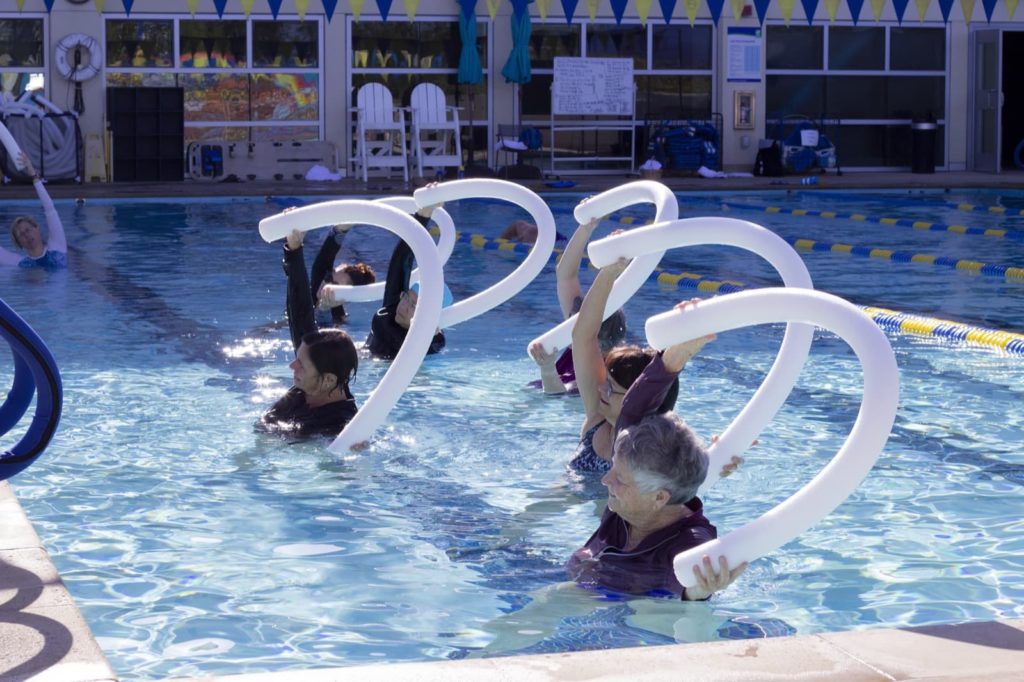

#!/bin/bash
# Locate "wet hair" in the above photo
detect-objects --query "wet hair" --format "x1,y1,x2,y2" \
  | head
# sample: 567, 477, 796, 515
301, 329, 358, 398
605, 345, 679, 413
10, 216, 39, 249
337, 262, 376, 286
597, 308, 627, 353
615, 413, 709, 505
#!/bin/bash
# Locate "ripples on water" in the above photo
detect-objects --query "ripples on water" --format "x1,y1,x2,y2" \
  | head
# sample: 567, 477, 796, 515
1, 191, 1022, 678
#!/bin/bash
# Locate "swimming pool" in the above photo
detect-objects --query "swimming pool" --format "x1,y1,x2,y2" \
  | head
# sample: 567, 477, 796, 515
2, 188, 1023, 679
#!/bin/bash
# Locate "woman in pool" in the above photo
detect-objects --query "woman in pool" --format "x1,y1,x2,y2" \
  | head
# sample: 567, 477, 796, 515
257, 228, 359, 438
308, 223, 376, 326
364, 203, 446, 360
529, 214, 627, 394
0, 153, 67, 270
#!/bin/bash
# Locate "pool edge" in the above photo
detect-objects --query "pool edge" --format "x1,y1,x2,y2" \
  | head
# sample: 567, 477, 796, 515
4, 480, 1023, 681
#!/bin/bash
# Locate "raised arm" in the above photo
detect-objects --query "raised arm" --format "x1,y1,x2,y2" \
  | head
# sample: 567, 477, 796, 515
572, 258, 629, 425
283, 229, 317, 352
309, 225, 347, 302
556, 217, 600, 318
24, 154, 65, 254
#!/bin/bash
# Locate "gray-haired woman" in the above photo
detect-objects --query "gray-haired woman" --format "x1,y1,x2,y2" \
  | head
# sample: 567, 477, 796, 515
566, 412, 747, 600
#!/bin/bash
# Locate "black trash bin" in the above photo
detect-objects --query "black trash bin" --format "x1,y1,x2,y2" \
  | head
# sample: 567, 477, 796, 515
911, 121, 937, 174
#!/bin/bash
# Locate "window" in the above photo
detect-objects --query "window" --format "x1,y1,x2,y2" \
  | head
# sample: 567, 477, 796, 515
0, 17, 45, 97
829, 27, 884, 71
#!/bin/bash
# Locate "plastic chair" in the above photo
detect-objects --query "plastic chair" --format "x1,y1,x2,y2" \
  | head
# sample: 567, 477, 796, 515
409, 83, 463, 178
352, 82, 409, 182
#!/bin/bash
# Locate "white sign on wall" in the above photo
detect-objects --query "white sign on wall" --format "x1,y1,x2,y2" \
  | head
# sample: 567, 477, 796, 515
552, 57, 635, 116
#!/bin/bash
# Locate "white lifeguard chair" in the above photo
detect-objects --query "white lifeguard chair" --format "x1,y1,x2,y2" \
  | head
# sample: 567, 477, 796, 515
352, 82, 409, 182
409, 83, 463, 178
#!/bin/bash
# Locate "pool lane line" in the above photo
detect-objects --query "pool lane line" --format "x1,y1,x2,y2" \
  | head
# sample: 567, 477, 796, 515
433, 228, 1024, 356
791, 190, 1024, 218
722, 202, 1024, 242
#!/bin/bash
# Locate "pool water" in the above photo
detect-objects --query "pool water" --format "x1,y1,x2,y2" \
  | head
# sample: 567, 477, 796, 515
2, 189, 1023, 679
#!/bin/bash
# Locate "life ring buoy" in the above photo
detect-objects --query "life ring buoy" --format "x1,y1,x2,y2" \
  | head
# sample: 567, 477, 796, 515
55, 34, 102, 82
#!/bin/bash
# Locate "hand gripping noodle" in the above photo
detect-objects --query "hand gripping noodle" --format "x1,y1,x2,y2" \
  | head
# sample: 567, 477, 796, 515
413, 179, 557, 328
0, 119, 27, 170
587, 218, 814, 490
642, 289, 898, 588
321, 196, 456, 304
259, 201, 445, 453
0, 297, 63, 481
530, 180, 678, 355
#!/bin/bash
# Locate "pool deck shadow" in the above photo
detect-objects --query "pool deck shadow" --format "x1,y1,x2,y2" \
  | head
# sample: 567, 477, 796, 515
2, 482, 1023, 682
2, 170, 1024, 680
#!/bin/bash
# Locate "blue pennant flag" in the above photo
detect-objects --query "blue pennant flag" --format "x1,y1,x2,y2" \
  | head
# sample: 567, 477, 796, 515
658, 0, 677, 23
268, 0, 283, 18
706, 0, 725, 24
322, 0, 339, 21
800, 0, 818, 23
937, 0, 954, 22
213, 0, 228, 18
754, 0, 772, 23
377, 0, 394, 20
981, 0, 998, 21
561, 0, 579, 23
43, 0, 55, 12
122, 0, 134, 15
891, 0, 909, 22
610, 0, 629, 22
846, 0, 864, 23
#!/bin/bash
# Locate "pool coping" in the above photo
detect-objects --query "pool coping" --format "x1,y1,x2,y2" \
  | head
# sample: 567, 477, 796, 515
2, 482, 1023, 681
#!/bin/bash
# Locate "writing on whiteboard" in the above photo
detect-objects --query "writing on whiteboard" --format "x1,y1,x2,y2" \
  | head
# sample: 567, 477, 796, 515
552, 57, 634, 116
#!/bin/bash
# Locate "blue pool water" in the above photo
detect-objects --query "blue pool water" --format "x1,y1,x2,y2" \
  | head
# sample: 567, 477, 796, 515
2, 189, 1023, 679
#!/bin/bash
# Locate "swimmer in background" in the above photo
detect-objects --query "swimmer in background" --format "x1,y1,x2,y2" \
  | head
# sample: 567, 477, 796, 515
528, 213, 626, 394
0, 152, 67, 269
364, 201, 446, 360
308, 223, 376, 326
499, 218, 569, 245
257, 227, 360, 438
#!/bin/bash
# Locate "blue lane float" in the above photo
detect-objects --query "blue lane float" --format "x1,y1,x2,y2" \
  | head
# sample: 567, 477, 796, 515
0, 298, 63, 482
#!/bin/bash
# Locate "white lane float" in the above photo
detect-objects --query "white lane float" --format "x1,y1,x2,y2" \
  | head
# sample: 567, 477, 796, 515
587, 218, 815, 489
414, 178, 556, 329
259, 201, 445, 453
641, 289, 898, 588
320, 196, 456, 304
530, 180, 678, 355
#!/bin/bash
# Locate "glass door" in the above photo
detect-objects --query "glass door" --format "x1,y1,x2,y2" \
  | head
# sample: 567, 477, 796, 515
972, 29, 1002, 173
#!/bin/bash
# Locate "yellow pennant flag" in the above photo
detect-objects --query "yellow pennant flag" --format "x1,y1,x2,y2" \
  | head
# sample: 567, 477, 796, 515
778, 0, 796, 22
403, 0, 419, 20
184, 0, 198, 15
870, 0, 885, 18
915, 0, 930, 20
729, 0, 744, 18
536, 0, 551, 20
824, 0, 841, 20
636, 0, 653, 23
959, 0, 975, 21
1008, 0, 1019, 17
351, 0, 366, 20
586, 0, 599, 19
240, 0, 255, 18
486, 0, 501, 19
683, 0, 700, 24
15, 0, 25, 10
296, 0, 309, 19
94, 0, 107, 12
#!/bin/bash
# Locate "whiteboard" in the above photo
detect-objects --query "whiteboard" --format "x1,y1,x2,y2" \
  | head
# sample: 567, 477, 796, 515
552, 57, 634, 116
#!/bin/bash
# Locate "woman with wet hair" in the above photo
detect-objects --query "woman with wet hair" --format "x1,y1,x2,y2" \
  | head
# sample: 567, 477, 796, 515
0, 153, 67, 270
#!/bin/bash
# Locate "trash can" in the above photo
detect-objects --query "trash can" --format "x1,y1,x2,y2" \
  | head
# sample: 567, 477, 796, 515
911, 121, 937, 174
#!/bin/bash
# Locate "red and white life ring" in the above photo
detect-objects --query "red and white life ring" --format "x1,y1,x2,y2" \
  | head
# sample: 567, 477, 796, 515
55, 34, 102, 82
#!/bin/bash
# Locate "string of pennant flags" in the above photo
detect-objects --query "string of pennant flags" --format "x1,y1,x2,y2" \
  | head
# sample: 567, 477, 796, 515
17, 0, 1020, 25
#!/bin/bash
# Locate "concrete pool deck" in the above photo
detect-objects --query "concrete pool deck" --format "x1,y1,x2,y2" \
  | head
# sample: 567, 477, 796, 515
2, 170, 1023, 680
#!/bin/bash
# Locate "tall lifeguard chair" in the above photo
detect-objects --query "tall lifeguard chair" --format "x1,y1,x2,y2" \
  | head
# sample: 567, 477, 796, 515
352, 82, 409, 182
408, 83, 463, 178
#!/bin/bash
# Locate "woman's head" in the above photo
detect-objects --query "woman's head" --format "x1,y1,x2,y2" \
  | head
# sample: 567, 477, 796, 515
332, 262, 376, 287
611, 412, 709, 507
597, 309, 627, 353
600, 345, 680, 420
290, 329, 358, 399
10, 216, 42, 253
